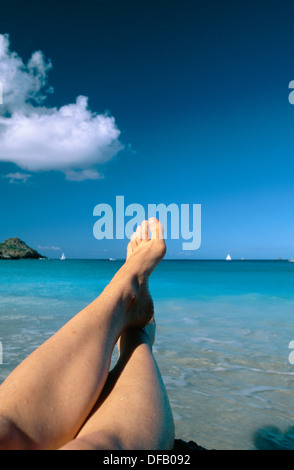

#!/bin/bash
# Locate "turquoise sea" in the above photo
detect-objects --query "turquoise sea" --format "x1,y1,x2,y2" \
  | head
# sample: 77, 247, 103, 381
1, 259, 294, 450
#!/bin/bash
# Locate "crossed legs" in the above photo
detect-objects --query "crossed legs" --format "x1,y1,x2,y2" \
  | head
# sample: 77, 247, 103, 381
0, 218, 175, 450
61, 317, 174, 450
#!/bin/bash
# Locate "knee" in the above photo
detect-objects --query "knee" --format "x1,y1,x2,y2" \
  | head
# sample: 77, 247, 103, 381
60, 430, 122, 450
0, 415, 35, 450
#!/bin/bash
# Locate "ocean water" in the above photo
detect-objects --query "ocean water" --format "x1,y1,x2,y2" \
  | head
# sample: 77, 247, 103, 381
0, 259, 294, 450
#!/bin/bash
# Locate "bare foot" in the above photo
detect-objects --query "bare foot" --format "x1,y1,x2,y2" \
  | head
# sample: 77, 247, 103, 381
125, 218, 165, 328
126, 217, 166, 277
109, 218, 166, 330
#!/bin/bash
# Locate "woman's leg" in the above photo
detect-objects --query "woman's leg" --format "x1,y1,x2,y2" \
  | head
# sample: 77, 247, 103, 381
60, 317, 175, 450
0, 218, 166, 450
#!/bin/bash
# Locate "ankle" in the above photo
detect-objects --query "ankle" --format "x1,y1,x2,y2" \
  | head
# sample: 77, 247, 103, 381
118, 328, 153, 357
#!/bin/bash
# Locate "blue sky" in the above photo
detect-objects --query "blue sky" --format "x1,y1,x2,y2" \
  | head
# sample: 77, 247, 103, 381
1, 0, 294, 259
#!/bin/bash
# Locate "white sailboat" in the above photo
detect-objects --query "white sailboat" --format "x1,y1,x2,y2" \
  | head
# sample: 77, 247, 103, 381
60, 253, 66, 260
226, 254, 232, 261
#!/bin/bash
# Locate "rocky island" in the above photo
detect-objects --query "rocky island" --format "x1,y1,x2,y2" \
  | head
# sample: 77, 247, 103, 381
0, 237, 45, 260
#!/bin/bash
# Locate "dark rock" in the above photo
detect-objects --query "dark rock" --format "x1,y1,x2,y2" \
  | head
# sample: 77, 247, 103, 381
173, 439, 208, 451
253, 426, 294, 450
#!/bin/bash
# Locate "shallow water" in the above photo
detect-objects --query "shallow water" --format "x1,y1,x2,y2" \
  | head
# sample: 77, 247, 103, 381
0, 259, 294, 449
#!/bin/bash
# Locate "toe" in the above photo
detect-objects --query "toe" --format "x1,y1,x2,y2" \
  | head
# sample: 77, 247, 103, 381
126, 242, 133, 259
136, 224, 142, 238
141, 220, 149, 240
130, 232, 138, 250
148, 217, 164, 239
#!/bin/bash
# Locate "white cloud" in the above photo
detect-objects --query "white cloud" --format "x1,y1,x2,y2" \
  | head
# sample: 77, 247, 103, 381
0, 34, 123, 181
65, 168, 104, 181
0, 34, 52, 114
38, 245, 61, 251
4, 171, 31, 183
